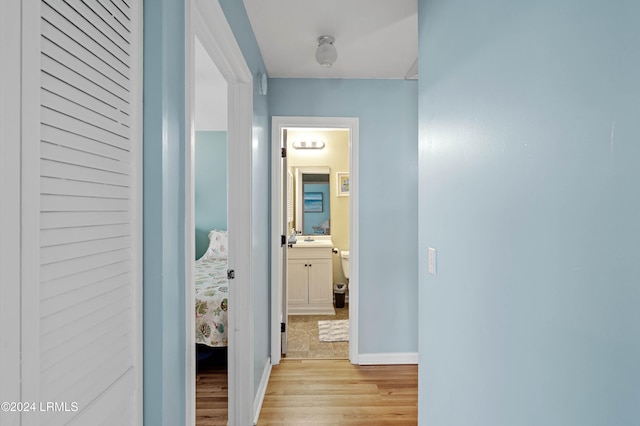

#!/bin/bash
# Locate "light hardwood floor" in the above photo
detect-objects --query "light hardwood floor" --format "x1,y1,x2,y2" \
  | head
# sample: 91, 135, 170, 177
196, 366, 228, 426
258, 359, 418, 425
195, 359, 418, 425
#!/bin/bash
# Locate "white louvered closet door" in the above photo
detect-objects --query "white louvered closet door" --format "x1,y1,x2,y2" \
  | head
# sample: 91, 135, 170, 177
22, 0, 142, 424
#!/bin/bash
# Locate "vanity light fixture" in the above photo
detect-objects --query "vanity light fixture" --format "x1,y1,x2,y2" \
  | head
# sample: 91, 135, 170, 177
292, 140, 325, 150
315, 35, 337, 68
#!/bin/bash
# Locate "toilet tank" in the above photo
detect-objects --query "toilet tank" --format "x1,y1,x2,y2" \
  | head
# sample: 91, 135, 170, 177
340, 251, 349, 279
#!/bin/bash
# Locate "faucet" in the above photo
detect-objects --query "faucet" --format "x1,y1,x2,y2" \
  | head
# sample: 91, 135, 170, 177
303, 236, 314, 242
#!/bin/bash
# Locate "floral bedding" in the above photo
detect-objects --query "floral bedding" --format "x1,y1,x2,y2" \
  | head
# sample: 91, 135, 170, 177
195, 257, 228, 347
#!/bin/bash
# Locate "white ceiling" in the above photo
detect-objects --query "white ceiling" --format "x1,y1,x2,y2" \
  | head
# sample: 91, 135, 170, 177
242, 0, 418, 79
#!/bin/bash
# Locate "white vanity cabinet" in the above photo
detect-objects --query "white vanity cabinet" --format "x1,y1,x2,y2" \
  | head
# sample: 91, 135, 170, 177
287, 246, 334, 315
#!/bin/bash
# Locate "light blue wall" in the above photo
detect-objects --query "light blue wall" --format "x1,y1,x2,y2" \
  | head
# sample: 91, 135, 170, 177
418, 1, 640, 425
218, 0, 271, 396
143, 0, 185, 424
269, 79, 419, 354
194, 131, 227, 259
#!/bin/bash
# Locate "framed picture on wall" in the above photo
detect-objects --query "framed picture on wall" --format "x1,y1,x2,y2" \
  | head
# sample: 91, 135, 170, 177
304, 192, 323, 212
336, 172, 349, 197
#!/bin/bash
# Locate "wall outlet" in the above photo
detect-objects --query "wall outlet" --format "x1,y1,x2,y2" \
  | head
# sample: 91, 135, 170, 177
428, 247, 437, 276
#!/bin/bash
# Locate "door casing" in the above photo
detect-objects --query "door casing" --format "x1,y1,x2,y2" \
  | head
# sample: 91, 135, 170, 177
270, 116, 360, 365
186, 2, 254, 425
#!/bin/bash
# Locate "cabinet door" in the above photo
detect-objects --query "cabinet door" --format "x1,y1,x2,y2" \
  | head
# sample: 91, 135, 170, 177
287, 259, 308, 305
307, 257, 333, 305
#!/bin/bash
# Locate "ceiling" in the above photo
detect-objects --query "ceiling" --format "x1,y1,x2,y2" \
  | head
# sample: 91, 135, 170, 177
242, 0, 418, 79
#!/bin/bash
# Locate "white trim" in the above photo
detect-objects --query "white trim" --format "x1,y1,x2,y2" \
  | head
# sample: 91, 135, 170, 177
131, 1, 145, 423
253, 357, 272, 425
271, 116, 360, 365
0, 0, 22, 417
187, 2, 254, 425
358, 352, 419, 365
21, 2, 41, 424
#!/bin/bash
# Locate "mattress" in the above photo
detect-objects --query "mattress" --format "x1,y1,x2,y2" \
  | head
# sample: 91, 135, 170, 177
195, 257, 228, 347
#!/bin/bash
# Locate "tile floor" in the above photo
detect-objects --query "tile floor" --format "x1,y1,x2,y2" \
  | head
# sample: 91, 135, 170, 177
285, 304, 349, 359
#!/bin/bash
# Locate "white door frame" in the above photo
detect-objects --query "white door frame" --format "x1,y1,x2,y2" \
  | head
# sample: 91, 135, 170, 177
270, 116, 360, 365
186, 2, 254, 425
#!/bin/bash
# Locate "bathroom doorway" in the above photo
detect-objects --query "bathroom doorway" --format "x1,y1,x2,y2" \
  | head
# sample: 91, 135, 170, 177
270, 117, 360, 365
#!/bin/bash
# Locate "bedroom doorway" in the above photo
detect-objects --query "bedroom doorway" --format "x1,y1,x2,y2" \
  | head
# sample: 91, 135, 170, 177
271, 117, 360, 365
186, 1, 254, 425
192, 31, 229, 425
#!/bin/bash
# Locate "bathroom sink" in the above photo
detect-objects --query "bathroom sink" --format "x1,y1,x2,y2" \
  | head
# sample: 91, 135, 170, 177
291, 239, 333, 248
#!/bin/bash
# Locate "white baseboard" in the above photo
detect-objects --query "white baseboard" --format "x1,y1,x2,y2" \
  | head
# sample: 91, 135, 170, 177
253, 357, 272, 425
358, 352, 418, 365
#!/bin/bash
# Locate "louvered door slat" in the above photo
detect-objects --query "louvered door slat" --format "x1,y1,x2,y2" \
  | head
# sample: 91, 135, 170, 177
42, 1, 130, 77
41, 158, 129, 186
40, 28, 130, 109
40, 261, 129, 299
40, 248, 129, 282
41, 125, 130, 162
41, 107, 129, 151
41, 284, 130, 342
41, 305, 130, 365
41, 141, 129, 175
41, 194, 129, 212
99, 0, 131, 28
41, 325, 131, 384
40, 211, 129, 229
41, 89, 129, 139
41, 177, 129, 200
43, 0, 130, 63
41, 235, 129, 265
46, 347, 132, 422
40, 223, 129, 246
41, 72, 130, 127
40, 287, 130, 368
42, 331, 131, 399
74, 0, 131, 46
63, 0, 131, 56
43, 342, 131, 409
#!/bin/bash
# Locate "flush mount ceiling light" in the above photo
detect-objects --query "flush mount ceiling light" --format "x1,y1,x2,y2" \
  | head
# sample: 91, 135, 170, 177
315, 35, 337, 68
292, 140, 325, 149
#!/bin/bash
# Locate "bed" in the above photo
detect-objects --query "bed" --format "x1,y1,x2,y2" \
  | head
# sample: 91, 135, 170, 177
195, 230, 229, 349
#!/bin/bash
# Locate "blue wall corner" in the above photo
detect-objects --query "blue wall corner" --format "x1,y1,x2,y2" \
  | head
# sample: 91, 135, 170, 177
143, 0, 186, 424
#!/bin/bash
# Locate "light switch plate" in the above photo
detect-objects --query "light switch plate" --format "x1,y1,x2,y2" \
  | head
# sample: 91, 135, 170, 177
428, 247, 437, 276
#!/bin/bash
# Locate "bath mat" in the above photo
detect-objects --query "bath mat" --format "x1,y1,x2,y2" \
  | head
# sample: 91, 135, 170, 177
318, 320, 349, 342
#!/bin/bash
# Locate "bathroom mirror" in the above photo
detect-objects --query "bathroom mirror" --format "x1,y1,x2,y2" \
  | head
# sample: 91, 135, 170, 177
294, 166, 331, 235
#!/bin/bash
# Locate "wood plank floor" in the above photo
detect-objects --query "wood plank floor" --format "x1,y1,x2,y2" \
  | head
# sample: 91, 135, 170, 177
257, 359, 418, 425
196, 366, 228, 426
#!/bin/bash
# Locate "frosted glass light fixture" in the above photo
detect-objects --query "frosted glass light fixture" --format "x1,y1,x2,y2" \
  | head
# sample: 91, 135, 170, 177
315, 36, 337, 68
292, 140, 325, 149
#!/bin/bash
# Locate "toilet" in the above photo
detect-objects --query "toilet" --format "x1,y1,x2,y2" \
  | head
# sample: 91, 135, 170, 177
340, 251, 349, 280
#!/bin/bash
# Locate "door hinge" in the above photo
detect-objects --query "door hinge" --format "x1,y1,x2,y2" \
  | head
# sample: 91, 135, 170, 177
227, 269, 235, 279
281, 147, 287, 158
281, 234, 286, 246
281, 322, 286, 333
